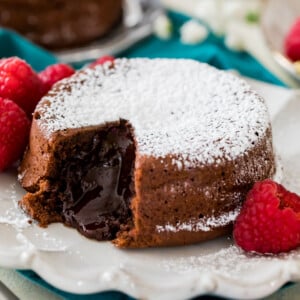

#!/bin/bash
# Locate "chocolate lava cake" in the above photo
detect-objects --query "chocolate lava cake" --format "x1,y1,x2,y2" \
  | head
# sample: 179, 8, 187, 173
0, 0, 122, 49
19, 59, 276, 248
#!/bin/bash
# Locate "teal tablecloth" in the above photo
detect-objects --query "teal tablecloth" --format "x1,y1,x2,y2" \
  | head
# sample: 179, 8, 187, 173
0, 11, 284, 300
0, 12, 283, 86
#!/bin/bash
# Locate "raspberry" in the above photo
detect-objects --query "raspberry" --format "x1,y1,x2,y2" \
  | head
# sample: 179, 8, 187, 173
0, 57, 43, 116
285, 18, 300, 61
233, 180, 300, 254
39, 63, 75, 94
89, 56, 115, 68
0, 97, 30, 171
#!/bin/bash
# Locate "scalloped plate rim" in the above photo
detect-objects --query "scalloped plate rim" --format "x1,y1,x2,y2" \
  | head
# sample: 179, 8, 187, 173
0, 79, 300, 300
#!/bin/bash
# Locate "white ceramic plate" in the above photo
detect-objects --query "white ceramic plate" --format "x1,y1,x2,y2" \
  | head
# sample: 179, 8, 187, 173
0, 80, 300, 300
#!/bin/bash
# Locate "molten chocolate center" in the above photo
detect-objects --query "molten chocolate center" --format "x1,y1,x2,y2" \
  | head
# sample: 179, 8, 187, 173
61, 121, 135, 240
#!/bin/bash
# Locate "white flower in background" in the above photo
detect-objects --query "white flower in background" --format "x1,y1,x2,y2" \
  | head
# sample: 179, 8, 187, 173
223, 0, 262, 22
194, 0, 215, 22
209, 18, 226, 36
223, 0, 242, 20
180, 20, 208, 45
225, 32, 244, 51
224, 21, 245, 51
153, 14, 173, 40
194, 0, 224, 35
160, 0, 263, 49
189, 0, 262, 50
189, 0, 263, 35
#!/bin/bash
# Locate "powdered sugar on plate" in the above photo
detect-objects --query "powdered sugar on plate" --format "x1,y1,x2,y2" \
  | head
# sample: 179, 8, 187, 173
37, 58, 270, 168
0, 181, 30, 229
159, 243, 300, 280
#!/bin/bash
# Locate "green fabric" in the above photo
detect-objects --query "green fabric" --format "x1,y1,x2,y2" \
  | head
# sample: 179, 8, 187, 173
121, 12, 284, 86
0, 13, 283, 86
0, 28, 56, 71
0, 10, 285, 300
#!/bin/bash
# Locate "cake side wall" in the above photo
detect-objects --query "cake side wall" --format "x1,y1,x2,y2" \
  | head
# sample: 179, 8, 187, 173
115, 126, 275, 248
19, 118, 56, 192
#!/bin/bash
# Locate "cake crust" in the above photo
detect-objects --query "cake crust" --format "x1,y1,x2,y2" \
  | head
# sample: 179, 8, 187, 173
19, 59, 276, 248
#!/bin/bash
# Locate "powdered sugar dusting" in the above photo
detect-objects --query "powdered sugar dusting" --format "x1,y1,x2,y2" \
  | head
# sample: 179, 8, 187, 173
37, 59, 270, 167
160, 245, 288, 280
156, 207, 240, 233
0, 182, 30, 229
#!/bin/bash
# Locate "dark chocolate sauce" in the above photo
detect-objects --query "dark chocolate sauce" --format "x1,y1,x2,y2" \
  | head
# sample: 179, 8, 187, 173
61, 121, 135, 240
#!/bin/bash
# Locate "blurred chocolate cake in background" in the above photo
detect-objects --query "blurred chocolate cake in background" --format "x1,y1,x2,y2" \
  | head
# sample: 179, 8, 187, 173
0, 0, 123, 49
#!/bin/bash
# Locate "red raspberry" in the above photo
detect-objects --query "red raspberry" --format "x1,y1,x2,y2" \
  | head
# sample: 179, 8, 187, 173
233, 180, 300, 254
89, 56, 115, 68
39, 63, 75, 95
0, 97, 30, 171
0, 57, 43, 116
285, 18, 300, 61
